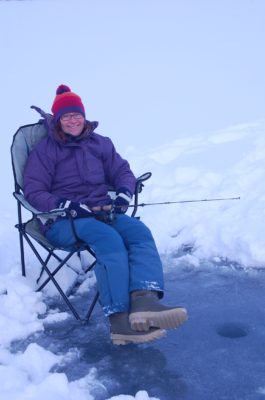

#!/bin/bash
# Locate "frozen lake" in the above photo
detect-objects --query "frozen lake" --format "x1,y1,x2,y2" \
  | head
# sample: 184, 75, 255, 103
12, 259, 265, 400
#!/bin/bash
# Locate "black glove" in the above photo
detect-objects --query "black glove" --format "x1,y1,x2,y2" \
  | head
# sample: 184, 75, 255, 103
57, 199, 93, 219
114, 188, 133, 214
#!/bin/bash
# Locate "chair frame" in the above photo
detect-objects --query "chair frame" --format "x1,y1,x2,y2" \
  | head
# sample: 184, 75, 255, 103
11, 122, 151, 322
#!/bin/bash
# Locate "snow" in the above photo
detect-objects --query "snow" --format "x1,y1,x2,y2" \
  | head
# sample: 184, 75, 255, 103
0, 344, 96, 400
1, 0, 265, 399
107, 392, 159, 400
128, 121, 265, 269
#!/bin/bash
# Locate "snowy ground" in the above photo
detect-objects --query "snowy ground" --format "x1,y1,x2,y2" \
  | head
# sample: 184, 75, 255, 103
1, 120, 265, 399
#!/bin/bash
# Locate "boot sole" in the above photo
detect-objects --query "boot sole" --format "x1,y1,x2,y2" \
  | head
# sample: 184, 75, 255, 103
111, 329, 166, 345
129, 307, 188, 331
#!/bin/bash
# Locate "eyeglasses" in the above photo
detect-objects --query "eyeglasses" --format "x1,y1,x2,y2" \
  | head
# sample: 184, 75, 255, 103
60, 113, 84, 122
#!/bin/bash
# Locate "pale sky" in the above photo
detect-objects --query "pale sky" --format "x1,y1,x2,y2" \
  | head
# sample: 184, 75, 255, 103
1, 0, 265, 156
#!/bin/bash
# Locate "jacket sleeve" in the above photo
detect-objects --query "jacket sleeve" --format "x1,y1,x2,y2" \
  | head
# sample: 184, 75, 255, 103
23, 141, 60, 212
102, 137, 136, 194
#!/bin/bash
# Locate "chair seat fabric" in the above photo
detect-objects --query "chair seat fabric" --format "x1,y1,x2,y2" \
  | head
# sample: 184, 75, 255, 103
25, 219, 56, 249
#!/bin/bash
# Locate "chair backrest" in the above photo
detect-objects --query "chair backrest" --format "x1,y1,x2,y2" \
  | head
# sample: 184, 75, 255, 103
11, 120, 48, 191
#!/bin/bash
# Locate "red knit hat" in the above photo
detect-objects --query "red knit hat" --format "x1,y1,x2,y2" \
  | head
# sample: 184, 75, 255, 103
51, 84, 86, 122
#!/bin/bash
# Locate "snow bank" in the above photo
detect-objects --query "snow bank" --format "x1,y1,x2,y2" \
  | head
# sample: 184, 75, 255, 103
129, 121, 265, 268
0, 343, 96, 400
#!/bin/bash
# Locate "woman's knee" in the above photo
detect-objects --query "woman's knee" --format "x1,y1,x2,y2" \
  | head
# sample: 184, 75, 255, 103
75, 218, 126, 253
46, 219, 76, 247
114, 215, 154, 243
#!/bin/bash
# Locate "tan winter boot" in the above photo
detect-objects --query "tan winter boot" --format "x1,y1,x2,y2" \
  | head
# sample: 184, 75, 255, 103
129, 291, 188, 332
109, 312, 166, 345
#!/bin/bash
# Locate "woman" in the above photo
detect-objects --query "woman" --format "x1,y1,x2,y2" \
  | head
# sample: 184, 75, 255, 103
23, 85, 187, 345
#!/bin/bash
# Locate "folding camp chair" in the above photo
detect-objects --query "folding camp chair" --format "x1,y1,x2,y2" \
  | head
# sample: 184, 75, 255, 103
11, 118, 152, 322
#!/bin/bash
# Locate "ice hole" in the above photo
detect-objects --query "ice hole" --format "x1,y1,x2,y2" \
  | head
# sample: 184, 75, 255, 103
216, 322, 249, 339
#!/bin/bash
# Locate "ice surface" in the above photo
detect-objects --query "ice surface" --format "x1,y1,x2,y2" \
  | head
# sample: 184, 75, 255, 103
8, 257, 265, 400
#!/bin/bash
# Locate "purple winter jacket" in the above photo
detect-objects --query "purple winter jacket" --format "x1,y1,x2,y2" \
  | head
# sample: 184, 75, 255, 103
23, 120, 136, 212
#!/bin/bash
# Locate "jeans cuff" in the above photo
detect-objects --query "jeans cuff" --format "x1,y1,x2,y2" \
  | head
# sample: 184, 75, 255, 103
130, 281, 164, 298
102, 303, 129, 317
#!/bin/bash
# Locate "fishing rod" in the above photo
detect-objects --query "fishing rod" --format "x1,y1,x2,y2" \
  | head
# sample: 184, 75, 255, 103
128, 196, 241, 208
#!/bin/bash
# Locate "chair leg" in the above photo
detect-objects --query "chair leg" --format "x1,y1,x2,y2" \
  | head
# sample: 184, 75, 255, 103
23, 233, 82, 320
37, 256, 82, 320
16, 202, 27, 277
84, 259, 97, 273
36, 252, 53, 284
18, 229, 26, 277
19, 231, 98, 321
36, 251, 75, 291
85, 291, 99, 321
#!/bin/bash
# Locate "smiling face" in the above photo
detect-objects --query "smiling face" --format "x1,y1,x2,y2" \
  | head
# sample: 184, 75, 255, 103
60, 112, 86, 136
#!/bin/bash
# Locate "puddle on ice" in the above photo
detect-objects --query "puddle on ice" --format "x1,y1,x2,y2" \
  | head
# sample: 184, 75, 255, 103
12, 260, 265, 400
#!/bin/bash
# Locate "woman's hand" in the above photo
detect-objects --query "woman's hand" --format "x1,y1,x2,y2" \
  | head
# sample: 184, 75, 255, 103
114, 188, 133, 213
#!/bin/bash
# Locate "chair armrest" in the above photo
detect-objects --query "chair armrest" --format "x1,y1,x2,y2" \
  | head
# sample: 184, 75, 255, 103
13, 191, 80, 243
13, 192, 66, 218
136, 172, 152, 183
135, 172, 152, 194
130, 172, 152, 217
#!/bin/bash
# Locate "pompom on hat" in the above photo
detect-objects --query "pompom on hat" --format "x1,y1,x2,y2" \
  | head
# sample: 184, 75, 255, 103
51, 84, 86, 122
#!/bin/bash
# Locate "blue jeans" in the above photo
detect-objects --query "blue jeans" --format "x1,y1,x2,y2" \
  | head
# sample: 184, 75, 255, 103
46, 214, 164, 316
